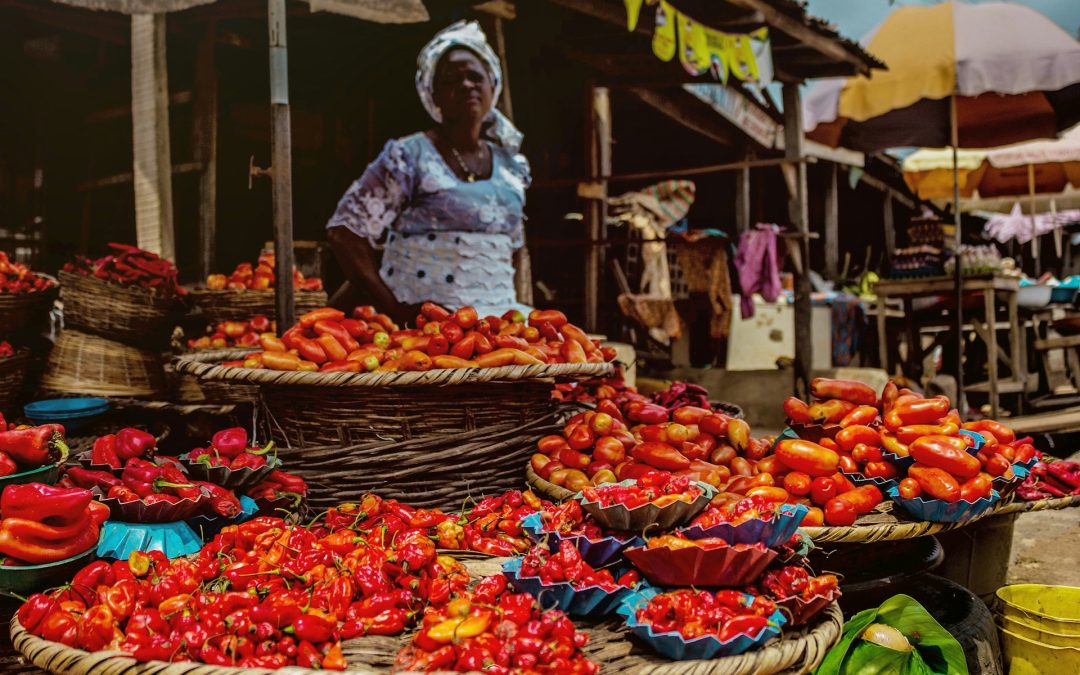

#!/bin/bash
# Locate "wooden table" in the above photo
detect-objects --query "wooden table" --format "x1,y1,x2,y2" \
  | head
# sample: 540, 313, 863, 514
873, 275, 1025, 418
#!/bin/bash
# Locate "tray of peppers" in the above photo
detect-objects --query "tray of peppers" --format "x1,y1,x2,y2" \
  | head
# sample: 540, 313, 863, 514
184, 315, 273, 351
13, 492, 599, 673
203, 252, 324, 293
502, 541, 641, 616
246, 469, 309, 517
0, 416, 71, 487
174, 303, 616, 382
0, 483, 109, 594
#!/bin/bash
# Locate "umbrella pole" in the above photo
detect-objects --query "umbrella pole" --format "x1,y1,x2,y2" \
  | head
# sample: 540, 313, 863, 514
951, 93, 965, 415
1028, 163, 1039, 276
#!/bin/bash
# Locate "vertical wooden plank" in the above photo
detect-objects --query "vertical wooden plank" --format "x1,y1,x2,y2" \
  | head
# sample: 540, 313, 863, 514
131, 13, 175, 261
782, 82, 811, 398
492, 17, 514, 121
877, 296, 889, 373
883, 191, 895, 258
824, 162, 838, 280
268, 0, 295, 331
984, 288, 999, 419
193, 19, 218, 280
584, 83, 610, 332
735, 159, 750, 234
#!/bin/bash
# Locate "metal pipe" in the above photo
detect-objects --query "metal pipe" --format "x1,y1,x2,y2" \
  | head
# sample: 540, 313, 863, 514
951, 93, 965, 414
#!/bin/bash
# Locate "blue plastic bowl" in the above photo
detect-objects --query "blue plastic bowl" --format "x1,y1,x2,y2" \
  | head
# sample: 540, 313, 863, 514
520, 512, 642, 566
502, 557, 634, 617
24, 397, 109, 431
681, 503, 808, 548
886, 486, 1000, 523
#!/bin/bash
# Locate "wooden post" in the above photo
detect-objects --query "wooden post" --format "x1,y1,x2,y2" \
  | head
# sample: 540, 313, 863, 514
584, 83, 611, 333
824, 162, 838, 280
735, 159, 751, 234
492, 17, 514, 121
268, 0, 295, 331
883, 191, 895, 257
782, 82, 811, 398
131, 13, 174, 261
193, 19, 218, 280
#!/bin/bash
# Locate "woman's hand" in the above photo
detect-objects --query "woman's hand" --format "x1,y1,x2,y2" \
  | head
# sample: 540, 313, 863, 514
327, 227, 403, 316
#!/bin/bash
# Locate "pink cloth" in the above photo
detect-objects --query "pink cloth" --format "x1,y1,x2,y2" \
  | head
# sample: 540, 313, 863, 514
735, 224, 782, 318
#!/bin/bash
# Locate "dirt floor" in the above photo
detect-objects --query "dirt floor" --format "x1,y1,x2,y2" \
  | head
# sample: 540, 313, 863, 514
1007, 451, 1080, 587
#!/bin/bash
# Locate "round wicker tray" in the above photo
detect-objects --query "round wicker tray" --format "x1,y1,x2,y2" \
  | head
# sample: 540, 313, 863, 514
175, 350, 614, 388
10, 590, 842, 675
40, 329, 166, 399
188, 287, 328, 323
0, 348, 31, 417
0, 277, 57, 337
58, 270, 179, 345
526, 463, 576, 502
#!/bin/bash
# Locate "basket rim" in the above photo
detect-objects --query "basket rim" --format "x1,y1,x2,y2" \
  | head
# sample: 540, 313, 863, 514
57, 269, 180, 307
174, 349, 614, 388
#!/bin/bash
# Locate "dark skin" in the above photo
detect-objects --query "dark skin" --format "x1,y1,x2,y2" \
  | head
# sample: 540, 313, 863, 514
329, 48, 519, 324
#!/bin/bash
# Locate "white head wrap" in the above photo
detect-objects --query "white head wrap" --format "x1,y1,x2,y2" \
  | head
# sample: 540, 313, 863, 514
416, 20, 523, 152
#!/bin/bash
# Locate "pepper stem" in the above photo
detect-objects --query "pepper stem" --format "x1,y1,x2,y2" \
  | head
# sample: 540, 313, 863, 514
50, 435, 70, 466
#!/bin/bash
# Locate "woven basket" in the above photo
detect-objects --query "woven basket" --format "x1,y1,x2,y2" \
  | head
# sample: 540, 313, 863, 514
10, 580, 842, 675
58, 270, 178, 344
176, 350, 611, 448
278, 411, 565, 511
40, 329, 166, 399
0, 277, 57, 337
0, 349, 31, 417
188, 287, 327, 323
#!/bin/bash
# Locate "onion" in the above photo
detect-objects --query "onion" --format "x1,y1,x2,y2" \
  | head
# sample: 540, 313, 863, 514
861, 623, 913, 652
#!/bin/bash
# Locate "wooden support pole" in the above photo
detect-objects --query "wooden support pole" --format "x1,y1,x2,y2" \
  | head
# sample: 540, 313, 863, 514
782, 82, 812, 398
131, 13, 175, 261
883, 191, 895, 257
584, 83, 610, 333
492, 17, 514, 121
824, 162, 838, 280
735, 158, 751, 234
193, 19, 218, 280
268, 0, 295, 331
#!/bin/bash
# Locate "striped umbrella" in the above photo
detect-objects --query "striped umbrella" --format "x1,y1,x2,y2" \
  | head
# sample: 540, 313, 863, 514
802, 1, 1080, 408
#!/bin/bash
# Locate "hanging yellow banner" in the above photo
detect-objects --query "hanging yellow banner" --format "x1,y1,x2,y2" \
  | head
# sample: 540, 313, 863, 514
652, 0, 677, 62
621, 0, 774, 86
624, 0, 644, 32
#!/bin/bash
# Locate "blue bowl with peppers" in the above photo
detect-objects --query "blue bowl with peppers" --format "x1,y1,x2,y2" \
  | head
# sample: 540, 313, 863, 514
886, 486, 1000, 523
501, 557, 636, 617
0, 546, 97, 595
681, 502, 808, 548
617, 586, 786, 660
520, 512, 642, 567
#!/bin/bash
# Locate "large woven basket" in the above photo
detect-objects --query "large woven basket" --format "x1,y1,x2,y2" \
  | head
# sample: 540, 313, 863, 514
278, 411, 565, 511
188, 287, 328, 323
0, 277, 57, 337
58, 270, 178, 344
176, 350, 612, 447
0, 348, 31, 417
40, 329, 166, 398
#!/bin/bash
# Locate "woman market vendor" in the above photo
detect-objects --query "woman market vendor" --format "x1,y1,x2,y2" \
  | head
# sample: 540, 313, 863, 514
326, 21, 531, 323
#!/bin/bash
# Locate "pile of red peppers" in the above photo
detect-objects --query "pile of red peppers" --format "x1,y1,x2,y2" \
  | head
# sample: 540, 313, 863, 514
0, 418, 69, 478
1018, 460, 1080, 500
186, 315, 272, 350
0, 251, 54, 295
204, 251, 322, 292
63, 243, 184, 298
0, 341, 12, 359
17, 491, 578, 671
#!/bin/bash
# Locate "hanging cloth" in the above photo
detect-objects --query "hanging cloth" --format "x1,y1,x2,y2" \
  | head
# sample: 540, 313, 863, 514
734, 224, 782, 319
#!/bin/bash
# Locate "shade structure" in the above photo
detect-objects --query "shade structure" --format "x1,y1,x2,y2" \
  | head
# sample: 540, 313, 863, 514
903, 125, 1080, 201
804, 1, 1080, 152
984, 203, 1080, 245
47, 0, 430, 23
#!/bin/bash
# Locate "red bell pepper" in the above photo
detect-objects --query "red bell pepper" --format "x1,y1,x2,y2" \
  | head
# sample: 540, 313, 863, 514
0, 425, 68, 467
115, 428, 156, 460
90, 435, 121, 469
211, 427, 249, 458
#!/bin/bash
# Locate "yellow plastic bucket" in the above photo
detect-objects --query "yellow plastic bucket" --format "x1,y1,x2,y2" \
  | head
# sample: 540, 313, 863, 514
999, 615, 1080, 648
996, 584, 1080, 635
1000, 627, 1080, 675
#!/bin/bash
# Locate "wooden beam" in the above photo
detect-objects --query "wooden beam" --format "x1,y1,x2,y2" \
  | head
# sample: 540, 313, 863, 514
535, 156, 807, 189
193, 20, 218, 280
824, 162, 838, 280
783, 81, 812, 398
718, 0, 873, 75
77, 161, 202, 192
546, 0, 651, 36
628, 87, 734, 147
857, 171, 916, 209
735, 154, 751, 234
492, 17, 514, 121
86, 91, 192, 125
131, 13, 174, 261
269, 0, 295, 331
584, 83, 611, 333
883, 191, 895, 257
474, 0, 516, 19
